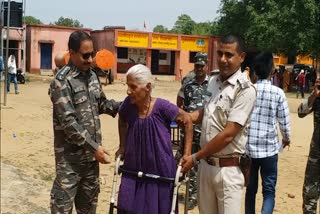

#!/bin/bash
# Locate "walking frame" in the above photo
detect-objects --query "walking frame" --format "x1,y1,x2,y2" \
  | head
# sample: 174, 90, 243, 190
109, 122, 190, 214
109, 155, 190, 214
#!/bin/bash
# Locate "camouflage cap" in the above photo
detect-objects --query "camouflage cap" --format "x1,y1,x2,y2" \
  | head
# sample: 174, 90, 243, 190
195, 58, 207, 66
195, 52, 207, 59
195, 52, 208, 65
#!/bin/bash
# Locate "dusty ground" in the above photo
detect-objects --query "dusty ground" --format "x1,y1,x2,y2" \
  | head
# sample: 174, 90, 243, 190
0, 74, 316, 214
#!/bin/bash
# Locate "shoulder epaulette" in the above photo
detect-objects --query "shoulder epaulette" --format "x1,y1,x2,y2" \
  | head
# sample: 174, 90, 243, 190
209, 69, 219, 76
56, 65, 71, 81
237, 75, 250, 89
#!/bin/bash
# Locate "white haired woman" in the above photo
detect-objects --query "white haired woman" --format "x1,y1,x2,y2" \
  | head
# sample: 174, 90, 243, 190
116, 64, 193, 214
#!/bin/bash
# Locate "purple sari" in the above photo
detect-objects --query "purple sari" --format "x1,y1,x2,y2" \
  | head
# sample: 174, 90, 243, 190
117, 96, 179, 214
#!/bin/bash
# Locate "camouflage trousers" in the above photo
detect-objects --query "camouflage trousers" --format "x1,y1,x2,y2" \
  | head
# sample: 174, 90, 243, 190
50, 161, 100, 214
175, 139, 201, 203
302, 132, 320, 214
188, 143, 201, 202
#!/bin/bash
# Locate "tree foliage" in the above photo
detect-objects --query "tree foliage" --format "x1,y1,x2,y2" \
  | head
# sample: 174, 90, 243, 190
53, 16, 83, 28
24, 16, 42, 25
153, 25, 169, 33
153, 14, 218, 36
192, 22, 218, 36
309, 0, 320, 60
217, 0, 320, 62
151, 1, 319, 63
171, 14, 196, 35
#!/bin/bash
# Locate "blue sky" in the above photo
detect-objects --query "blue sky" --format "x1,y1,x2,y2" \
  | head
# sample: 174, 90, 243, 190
24, 0, 221, 31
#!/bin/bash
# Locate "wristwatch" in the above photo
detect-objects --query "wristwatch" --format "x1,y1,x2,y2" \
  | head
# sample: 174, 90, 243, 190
192, 153, 200, 166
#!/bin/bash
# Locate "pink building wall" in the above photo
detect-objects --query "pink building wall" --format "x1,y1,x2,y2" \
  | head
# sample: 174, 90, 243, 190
6, 28, 23, 68
92, 29, 211, 81
179, 50, 194, 78
26, 24, 91, 74
25, 25, 219, 78
91, 30, 116, 53
7, 28, 22, 40
91, 30, 117, 72
208, 37, 219, 72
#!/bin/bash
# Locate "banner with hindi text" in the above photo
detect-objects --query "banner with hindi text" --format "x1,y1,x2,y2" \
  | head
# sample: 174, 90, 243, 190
181, 36, 208, 52
117, 31, 149, 48
151, 34, 178, 50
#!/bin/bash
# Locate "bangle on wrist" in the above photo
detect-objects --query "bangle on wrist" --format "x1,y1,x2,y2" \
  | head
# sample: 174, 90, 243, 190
192, 153, 200, 166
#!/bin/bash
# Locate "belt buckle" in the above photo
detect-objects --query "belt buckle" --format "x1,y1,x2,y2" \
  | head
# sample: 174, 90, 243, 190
213, 157, 220, 167
207, 157, 220, 167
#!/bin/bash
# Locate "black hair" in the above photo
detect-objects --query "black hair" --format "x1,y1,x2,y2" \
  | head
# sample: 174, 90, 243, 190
220, 34, 245, 53
68, 30, 92, 52
241, 52, 259, 78
252, 52, 274, 80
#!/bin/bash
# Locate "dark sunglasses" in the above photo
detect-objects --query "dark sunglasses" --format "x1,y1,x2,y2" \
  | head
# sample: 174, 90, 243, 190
80, 52, 95, 60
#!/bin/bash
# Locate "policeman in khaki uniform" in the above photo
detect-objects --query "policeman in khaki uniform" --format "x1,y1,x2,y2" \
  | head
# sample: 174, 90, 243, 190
49, 30, 120, 213
176, 52, 212, 210
181, 35, 257, 214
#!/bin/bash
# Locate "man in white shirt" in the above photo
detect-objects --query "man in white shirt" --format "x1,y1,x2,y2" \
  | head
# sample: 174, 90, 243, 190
7, 55, 19, 94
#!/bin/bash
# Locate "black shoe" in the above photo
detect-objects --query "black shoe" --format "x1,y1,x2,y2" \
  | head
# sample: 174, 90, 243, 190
187, 198, 197, 210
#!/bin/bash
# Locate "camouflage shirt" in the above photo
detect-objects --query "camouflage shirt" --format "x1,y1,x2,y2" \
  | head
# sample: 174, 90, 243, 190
181, 70, 195, 85
179, 75, 212, 132
49, 65, 120, 163
314, 98, 320, 131
298, 96, 320, 144
183, 77, 211, 111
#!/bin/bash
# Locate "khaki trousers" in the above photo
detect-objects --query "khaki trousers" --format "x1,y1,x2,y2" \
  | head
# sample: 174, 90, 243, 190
197, 160, 244, 214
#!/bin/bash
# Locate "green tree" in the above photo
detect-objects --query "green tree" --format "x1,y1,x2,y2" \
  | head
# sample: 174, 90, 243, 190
24, 16, 42, 25
192, 21, 218, 36
53, 16, 83, 28
217, 0, 320, 63
171, 14, 195, 35
217, 0, 248, 37
153, 25, 169, 33
275, 0, 318, 60
305, 0, 320, 66
153, 15, 217, 36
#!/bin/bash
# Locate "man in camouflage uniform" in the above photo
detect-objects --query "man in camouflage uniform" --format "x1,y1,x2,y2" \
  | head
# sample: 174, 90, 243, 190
49, 30, 120, 214
176, 52, 212, 210
179, 52, 208, 90
298, 78, 320, 214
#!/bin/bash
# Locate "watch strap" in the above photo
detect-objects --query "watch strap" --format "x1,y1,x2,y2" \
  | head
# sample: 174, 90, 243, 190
192, 153, 199, 166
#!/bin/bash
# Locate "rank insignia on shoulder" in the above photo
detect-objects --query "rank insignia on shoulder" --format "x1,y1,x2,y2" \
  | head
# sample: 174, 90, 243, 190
238, 77, 250, 89
56, 66, 71, 81
209, 69, 219, 76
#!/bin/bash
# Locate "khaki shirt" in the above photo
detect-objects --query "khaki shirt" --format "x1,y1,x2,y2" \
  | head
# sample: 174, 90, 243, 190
200, 69, 256, 157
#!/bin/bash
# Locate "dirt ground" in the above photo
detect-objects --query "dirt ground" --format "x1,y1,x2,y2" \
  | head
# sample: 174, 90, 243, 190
0, 74, 316, 214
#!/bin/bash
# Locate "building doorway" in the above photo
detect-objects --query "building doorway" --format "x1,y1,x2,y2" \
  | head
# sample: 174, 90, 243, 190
40, 43, 52, 72
151, 50, 159, 73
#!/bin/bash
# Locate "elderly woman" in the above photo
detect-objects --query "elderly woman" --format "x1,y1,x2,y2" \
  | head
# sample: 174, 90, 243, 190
116, 64, 193, 214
